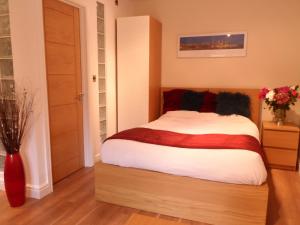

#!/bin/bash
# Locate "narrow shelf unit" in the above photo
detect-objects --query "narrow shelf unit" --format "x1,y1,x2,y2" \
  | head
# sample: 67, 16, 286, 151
96, 2, 107, 142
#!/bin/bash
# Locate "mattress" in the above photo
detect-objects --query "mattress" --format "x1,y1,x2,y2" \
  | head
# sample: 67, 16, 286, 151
101, 111, 267, 185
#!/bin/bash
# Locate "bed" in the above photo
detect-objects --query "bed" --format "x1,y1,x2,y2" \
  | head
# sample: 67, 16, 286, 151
95, 88, 269, 225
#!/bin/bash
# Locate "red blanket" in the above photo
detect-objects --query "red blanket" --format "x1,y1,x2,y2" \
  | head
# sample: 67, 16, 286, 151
106, 128, 265, 161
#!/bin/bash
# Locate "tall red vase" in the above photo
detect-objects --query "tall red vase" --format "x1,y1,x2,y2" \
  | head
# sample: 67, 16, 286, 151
4, 152, 26, 207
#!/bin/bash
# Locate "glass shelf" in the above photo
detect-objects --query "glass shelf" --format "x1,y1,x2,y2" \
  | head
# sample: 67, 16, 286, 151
0, 14, 10, 36
99, 106, 106, 120
0, 59, 13, 76
0, 0, 9, 15
97, 18, 104, 34
0, 76, 14, 80
97, 2, 104, 19
0, 37, 12, 57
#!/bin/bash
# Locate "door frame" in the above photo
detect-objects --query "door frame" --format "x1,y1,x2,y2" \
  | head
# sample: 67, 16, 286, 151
43, 0, 94, 192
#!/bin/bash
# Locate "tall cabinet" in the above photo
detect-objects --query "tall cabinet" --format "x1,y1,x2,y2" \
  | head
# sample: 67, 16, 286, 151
117, 16, 162, 132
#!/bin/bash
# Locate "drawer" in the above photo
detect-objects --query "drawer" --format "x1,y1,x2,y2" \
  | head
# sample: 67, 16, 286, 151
264, 147, 298, 167
263, 130, 299, 149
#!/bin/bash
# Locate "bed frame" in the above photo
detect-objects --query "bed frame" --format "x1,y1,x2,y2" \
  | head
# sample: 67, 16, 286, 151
95, 88, 268, 225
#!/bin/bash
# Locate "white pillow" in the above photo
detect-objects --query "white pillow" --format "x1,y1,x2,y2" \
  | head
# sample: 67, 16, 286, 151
163, 110, 204, 118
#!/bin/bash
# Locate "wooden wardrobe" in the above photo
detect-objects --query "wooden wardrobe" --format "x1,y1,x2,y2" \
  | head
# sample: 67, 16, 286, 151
117, 16, 162, 132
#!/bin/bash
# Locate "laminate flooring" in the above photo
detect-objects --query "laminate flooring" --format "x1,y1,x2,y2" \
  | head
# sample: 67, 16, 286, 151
0, 167, 299, 225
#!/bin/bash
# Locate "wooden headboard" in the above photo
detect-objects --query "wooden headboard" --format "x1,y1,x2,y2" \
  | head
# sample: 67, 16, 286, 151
160, 87, 261, 127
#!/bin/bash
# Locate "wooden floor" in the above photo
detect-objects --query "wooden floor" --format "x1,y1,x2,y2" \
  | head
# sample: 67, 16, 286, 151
0, 167, 299, 225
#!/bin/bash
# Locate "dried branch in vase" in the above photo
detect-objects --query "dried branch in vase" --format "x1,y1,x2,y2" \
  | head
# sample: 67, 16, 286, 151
0, 90, 34, 154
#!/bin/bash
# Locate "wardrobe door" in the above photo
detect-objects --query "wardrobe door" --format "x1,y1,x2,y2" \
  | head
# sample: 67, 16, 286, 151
117, 16, 150, 132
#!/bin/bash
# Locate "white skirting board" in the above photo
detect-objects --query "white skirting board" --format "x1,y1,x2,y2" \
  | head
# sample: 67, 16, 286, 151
0, 171, 4, 190
94, 153, 101, 163
0, 172, 52, 199
25, 183, 52, 199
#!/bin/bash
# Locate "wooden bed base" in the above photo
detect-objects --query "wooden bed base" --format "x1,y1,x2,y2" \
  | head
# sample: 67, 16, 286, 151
95, 88, 268, 224
95, 162, 269, 225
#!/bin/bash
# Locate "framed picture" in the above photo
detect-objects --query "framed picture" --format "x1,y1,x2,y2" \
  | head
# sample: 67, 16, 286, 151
178, 32, 247, 58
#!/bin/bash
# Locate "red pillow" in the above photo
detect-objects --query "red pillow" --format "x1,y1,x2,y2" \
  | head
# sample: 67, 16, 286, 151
163, 89, 186, 113
200, 91, 217, 112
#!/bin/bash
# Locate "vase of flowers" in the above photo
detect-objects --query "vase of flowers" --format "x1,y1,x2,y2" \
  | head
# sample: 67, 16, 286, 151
259, 85, 299, 126
273, 108, 286, 126
0, 90, 33, 207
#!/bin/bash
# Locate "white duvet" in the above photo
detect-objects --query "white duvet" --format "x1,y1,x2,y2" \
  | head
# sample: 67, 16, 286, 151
101, 111, 267, 185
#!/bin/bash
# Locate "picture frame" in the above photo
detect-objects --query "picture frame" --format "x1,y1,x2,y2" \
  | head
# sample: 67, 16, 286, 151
177, 32, 247, 58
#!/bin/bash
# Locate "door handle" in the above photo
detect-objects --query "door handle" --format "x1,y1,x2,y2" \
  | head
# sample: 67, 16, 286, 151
75, 92, 84, 101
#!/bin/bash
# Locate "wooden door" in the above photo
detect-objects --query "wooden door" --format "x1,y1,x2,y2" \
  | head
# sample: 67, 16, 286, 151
43, 0, 84, 183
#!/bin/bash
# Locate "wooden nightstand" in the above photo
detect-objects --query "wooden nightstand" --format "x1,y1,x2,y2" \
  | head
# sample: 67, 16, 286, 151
262, 121, 300, 170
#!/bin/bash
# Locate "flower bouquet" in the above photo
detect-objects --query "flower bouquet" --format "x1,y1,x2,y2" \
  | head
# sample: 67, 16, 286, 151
259, 85, 299, 125
0, 89, 34, 207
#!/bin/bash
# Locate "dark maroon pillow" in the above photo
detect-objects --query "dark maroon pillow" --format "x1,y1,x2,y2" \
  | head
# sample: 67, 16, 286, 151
181, 90, 205, 111
163, 89, 186, 113
200, 91, 217, 112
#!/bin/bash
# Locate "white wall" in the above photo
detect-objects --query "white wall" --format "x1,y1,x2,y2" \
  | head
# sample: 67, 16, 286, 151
0, 0, 124, 198
130, 0, 300, 125
8, 0, 53, 198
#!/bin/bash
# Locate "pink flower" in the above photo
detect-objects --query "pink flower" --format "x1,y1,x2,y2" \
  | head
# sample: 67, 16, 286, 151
277, 86, 290, 94
292, 90, 298, 97
275, 92, 290, 105
259, 87, 269, 99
